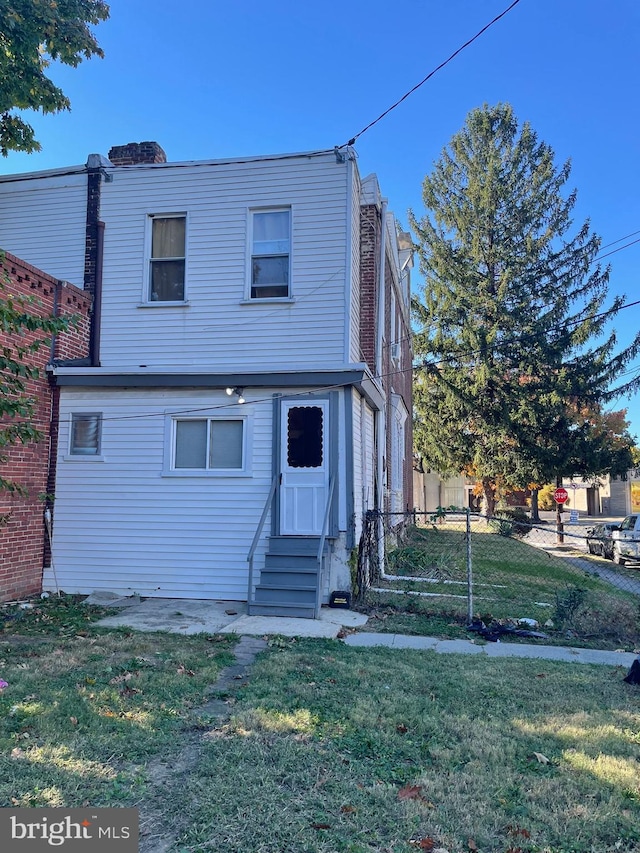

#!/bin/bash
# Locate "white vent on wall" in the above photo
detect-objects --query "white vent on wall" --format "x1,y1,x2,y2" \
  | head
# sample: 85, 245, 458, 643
390, 342, 400, 361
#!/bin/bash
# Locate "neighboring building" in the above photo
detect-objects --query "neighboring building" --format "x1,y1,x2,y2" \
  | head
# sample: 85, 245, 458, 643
563, 472, 640, 517
0, 253, 90, 602
0, 143, 413, 615
413, 469, 477, 514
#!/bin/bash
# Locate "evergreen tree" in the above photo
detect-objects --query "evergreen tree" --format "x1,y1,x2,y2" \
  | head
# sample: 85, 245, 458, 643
410, 103, 640, 516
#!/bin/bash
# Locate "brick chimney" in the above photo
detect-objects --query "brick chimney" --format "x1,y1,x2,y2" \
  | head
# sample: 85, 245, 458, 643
107, 141, 167, 165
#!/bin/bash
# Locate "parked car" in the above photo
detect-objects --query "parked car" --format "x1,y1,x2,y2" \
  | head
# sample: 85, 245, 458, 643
610, 515, 640, 565
586, 522, 620, 558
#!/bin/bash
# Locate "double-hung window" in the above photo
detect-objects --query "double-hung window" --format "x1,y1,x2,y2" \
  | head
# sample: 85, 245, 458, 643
250, 209, 290, 298
173, 418, 245, 471
70, 413, 102, 456
148, 214, 186, 302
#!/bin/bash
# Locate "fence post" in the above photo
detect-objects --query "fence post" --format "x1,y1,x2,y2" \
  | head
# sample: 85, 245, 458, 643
466, 507, 473, 624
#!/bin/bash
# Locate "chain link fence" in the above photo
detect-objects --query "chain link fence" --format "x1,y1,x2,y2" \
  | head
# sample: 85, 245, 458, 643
355, 509, 640, 647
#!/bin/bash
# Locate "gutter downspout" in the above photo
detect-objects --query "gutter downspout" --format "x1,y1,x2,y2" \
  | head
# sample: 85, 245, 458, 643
376, 200, 388, 573
44, 282, 62, 590
90, 220, 104, 367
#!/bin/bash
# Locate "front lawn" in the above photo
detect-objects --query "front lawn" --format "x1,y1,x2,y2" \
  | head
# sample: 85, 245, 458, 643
1, 597, 639, 852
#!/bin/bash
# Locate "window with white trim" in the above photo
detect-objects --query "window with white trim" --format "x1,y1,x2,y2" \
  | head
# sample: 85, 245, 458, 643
148, 214, 186, 302
70, 413, 102, 456
250, 209, 290, 298
173, 418, 244, 470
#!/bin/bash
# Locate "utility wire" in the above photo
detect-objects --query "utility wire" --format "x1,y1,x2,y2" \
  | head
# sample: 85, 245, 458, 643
406, 226, 640, 347
338, 0, 523, 148
414, 298, 640, 371
51, 297, 640, 429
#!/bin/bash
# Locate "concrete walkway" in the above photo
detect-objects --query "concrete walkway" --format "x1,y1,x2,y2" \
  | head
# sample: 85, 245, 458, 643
86, 592, 639, 670
345, 632, 639, 667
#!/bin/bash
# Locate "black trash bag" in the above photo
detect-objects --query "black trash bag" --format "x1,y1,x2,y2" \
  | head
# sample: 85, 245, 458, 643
623, 658, 640, 685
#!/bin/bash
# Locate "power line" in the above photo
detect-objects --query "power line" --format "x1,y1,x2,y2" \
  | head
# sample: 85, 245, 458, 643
338, 0, 523, 148
407, 225, 640, 347
414, 298, 640, 373
50, 296, 640, 430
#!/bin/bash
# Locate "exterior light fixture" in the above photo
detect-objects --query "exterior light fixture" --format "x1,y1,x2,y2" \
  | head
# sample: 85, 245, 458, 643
226, 386, 245, 403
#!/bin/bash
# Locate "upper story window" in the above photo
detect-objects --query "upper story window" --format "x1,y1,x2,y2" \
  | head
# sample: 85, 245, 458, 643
70, 413, 102, 456
250, 209, 290, 299
149, 214, 186, 302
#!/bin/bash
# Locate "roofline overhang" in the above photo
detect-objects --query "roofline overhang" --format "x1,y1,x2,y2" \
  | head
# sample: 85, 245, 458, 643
50, 365, 385, 409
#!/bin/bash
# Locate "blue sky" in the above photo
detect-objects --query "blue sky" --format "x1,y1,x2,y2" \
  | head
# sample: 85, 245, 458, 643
4, 0, 640, 438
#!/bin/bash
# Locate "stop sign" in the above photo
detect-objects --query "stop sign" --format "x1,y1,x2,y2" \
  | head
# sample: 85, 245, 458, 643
554, 487, 569, 504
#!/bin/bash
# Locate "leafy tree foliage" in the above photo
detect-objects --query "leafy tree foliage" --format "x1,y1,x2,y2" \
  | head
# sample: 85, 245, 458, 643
410, 103, 640, 516
1, 255, 70, 492
0, 0, 109, 155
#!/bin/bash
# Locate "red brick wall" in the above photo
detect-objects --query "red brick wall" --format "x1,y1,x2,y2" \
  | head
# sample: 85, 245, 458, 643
358, 204, 380, 372
0, 252, 90, 601
359, 205, 414, 512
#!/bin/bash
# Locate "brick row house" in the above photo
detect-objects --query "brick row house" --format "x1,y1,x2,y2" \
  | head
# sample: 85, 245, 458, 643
0, 253, 90, 601
0, 143, 412, 615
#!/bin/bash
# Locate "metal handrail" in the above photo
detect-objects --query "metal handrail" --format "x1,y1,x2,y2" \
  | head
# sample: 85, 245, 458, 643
316, 474, 336, 616
247, 474, 278, 606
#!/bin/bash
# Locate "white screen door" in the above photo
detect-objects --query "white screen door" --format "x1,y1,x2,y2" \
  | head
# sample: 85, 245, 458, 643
280, 400, 329, 535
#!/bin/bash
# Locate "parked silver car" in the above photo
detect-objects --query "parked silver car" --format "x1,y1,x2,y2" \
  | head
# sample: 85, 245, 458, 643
611, 515, 640, 565
586, 522, 620, 558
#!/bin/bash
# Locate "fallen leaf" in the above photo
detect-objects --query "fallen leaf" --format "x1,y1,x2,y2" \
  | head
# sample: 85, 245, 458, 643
468, 840, 478, 851
70, 717, 78, 726
11, 797, 19, 805
397, 723, 408, 734
177, 665, 195, 676
10, 747, 25, 759
340, 805, 356, 814
398, 785, 424, 801
532, 751, 550, 764
311, 823, 331, 830
409, 838, 435, 850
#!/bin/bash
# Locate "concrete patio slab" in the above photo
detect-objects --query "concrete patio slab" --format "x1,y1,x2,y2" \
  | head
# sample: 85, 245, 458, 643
93, 595, 368, 638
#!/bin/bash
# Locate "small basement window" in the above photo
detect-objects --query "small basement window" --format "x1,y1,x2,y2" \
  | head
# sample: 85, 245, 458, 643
70, 413, 102, 455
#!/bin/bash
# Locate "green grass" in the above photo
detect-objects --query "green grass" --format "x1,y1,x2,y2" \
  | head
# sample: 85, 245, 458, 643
0, 598, 639, 852
365, 524, 640, 650
177, 639, 640, 853
0, 597, 236, 808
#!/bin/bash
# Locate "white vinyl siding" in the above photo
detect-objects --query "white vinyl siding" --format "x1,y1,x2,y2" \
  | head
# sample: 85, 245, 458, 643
0, 172, 87, 287
98, 154, 348, 370
47, 388, 273, 601
349, 163, 362, 362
